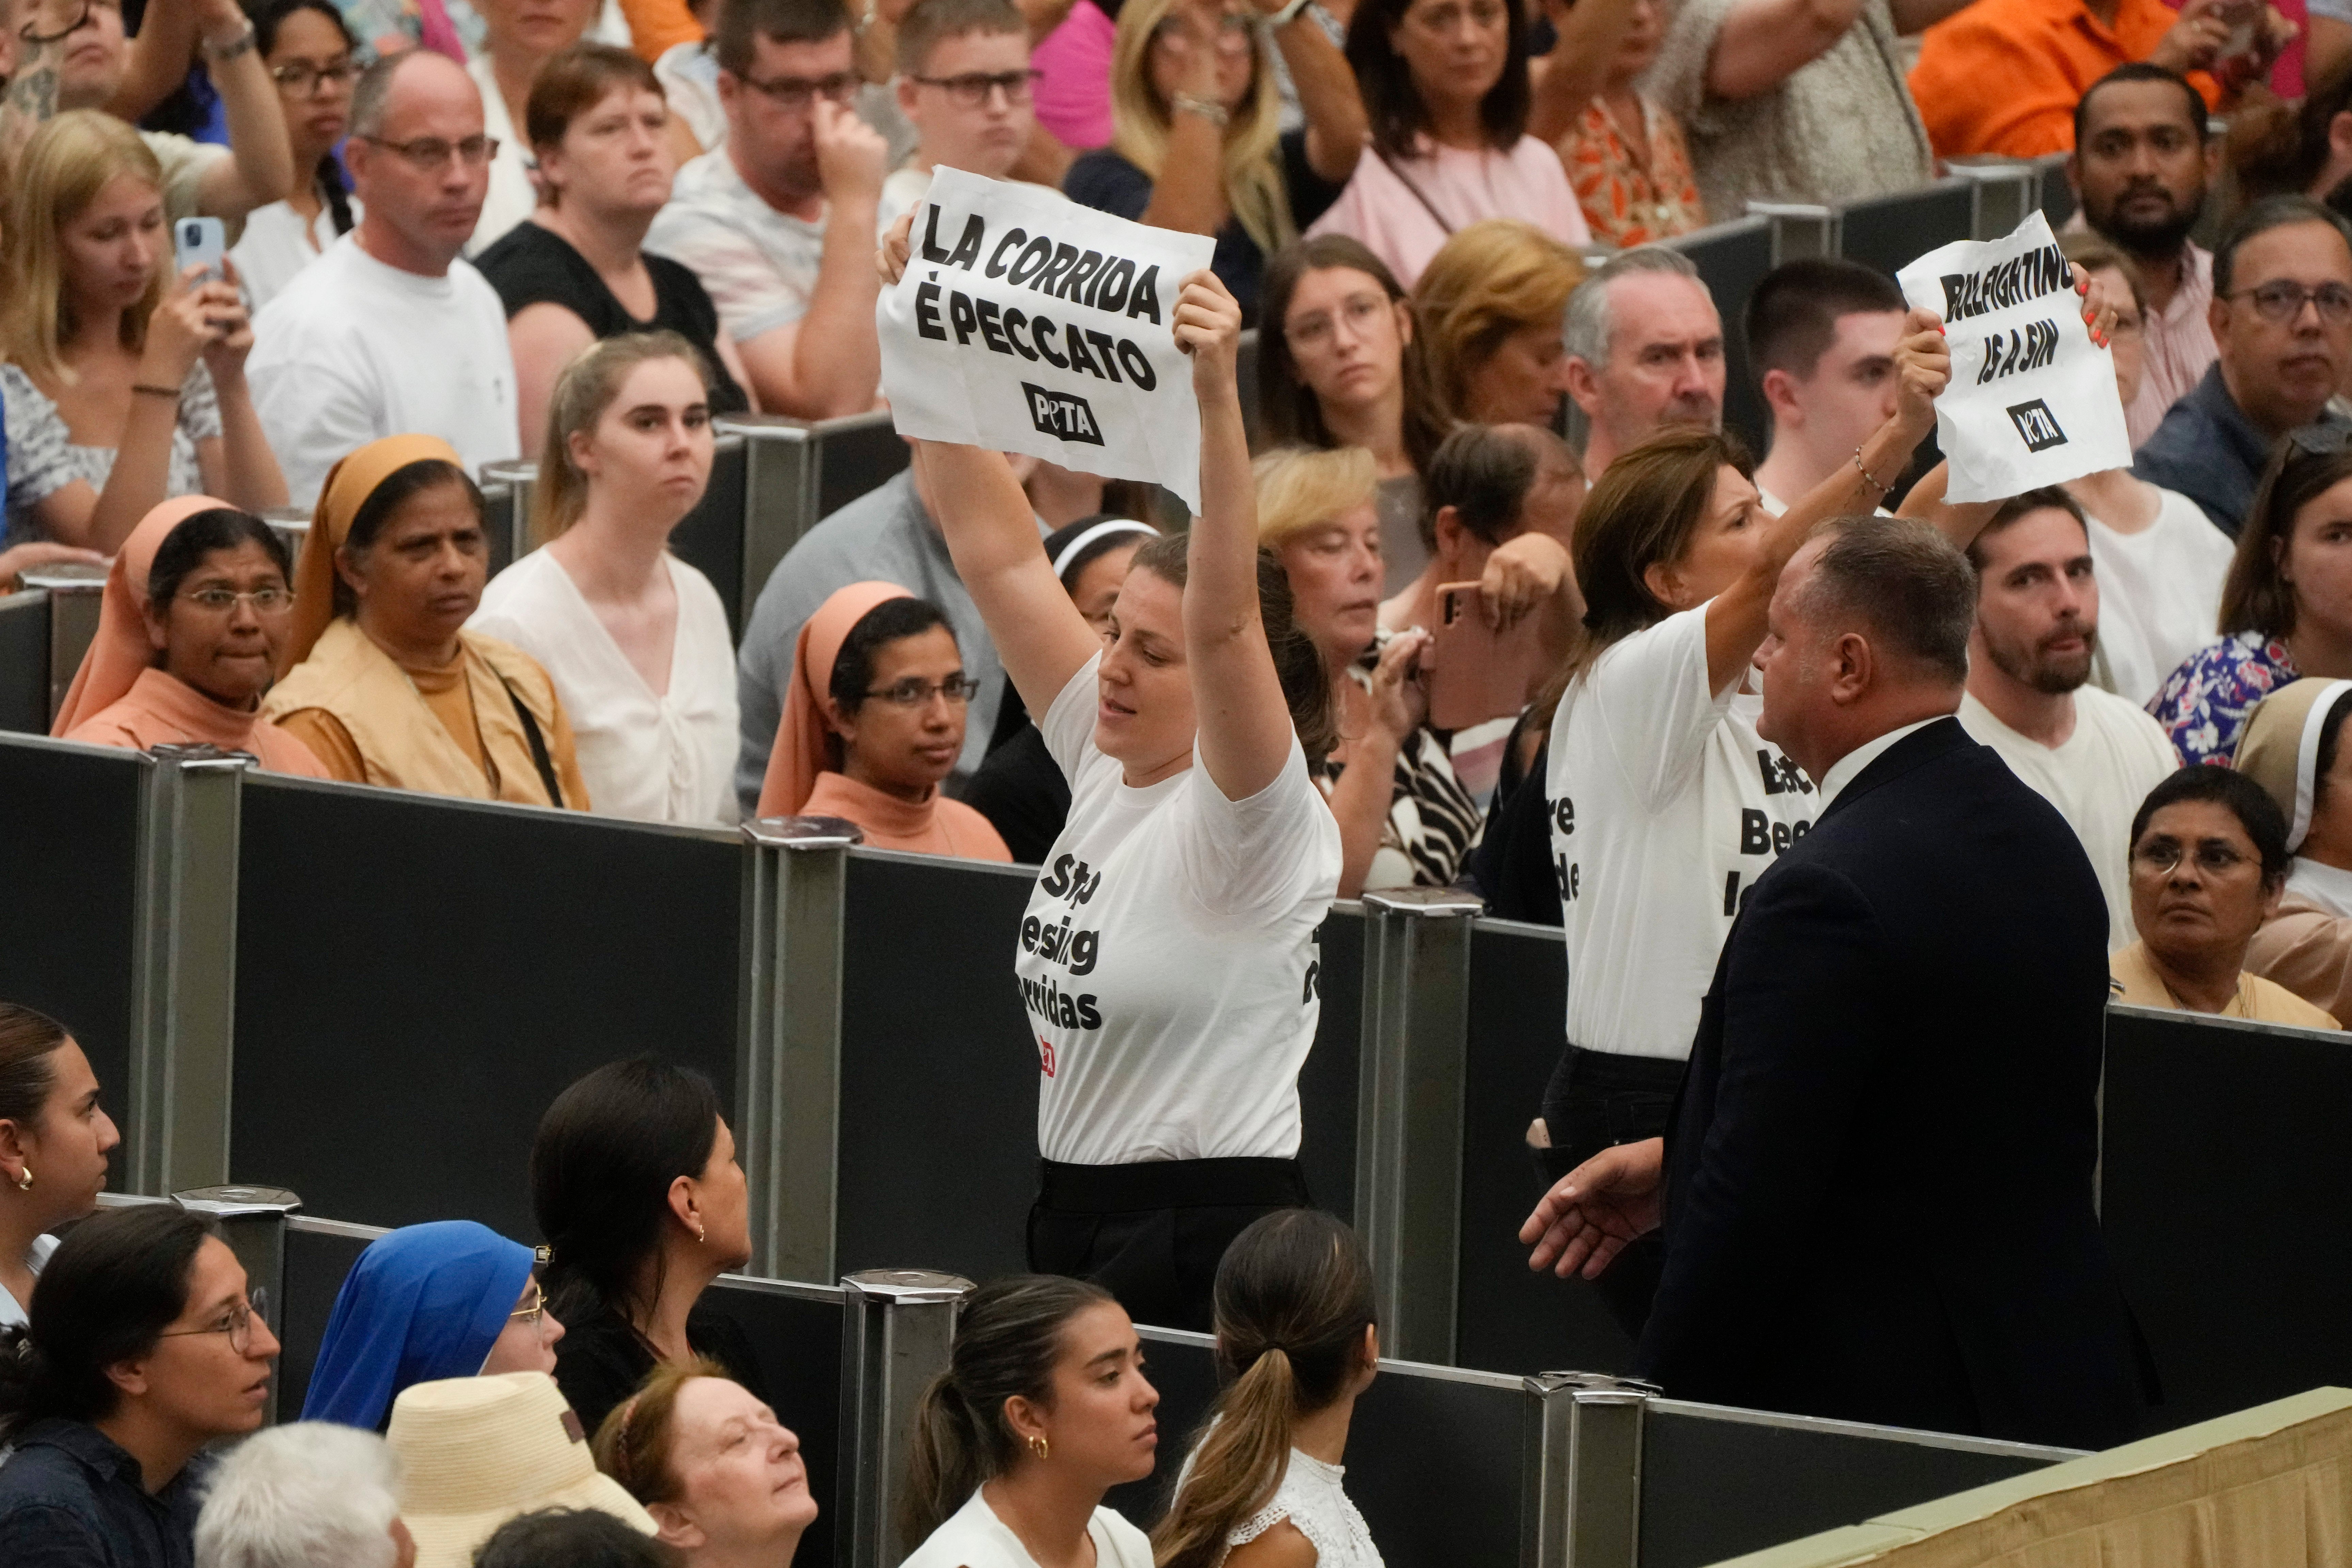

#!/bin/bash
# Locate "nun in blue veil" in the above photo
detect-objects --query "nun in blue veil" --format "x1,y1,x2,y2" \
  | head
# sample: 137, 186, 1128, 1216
301, 1220, 566, 1429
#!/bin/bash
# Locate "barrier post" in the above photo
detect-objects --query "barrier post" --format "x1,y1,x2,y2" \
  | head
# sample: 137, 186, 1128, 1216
1354, 887, 1484, 1362
127, 744, 249, 1197
19, 564, 105, 725
837, 1269, 974, 1568
739, 817, 861, 1283
726, 415, 825, 630
480, 461, 536, 573
1947, 162, 2038, 238
1746, 202, 1837, 264
1519, 1372, 1653, 1568
176, 1185, 301, 1424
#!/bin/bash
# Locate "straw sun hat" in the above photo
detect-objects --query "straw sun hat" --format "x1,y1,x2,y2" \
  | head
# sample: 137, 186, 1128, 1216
387, 1371, 657, 1568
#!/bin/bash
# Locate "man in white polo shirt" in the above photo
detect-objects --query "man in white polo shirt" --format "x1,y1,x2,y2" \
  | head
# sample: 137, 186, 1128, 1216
1743, 259, 1909, 515
247, 50, 517, 508
1957, 488, 2180, 950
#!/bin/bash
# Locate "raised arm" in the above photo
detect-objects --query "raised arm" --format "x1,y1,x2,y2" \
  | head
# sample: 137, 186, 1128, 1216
1178, 270, 1297, 802
1703, 0, 1866, 102
1698, 307, 1947, 693
1528, 0, 1643, 145
193, 0, 296, 221
1264, 0, 1366, 183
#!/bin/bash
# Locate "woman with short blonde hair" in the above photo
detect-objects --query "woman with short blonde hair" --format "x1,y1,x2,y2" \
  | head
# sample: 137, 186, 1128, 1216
1, 110, 286, 552
1413, 219, 1586, 426
470, 331, 739, 825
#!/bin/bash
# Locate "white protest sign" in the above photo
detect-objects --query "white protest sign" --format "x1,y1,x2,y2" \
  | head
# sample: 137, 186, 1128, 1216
1895, 211, 2131, 503
878, 169, 1217, 513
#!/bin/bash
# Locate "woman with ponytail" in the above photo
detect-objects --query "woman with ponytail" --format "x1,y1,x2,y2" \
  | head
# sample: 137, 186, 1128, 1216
1157, 1209, 1380, 1568
899, 1275, 1159, 1568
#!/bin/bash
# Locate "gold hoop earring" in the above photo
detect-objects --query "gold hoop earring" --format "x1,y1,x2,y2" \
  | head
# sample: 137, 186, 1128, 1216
1028, 1434, 1048, 1461
11, 1165, 27, 1193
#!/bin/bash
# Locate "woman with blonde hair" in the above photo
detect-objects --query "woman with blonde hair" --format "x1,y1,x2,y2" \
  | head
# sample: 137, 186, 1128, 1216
595, 1359, 819, 1567
471, 331, 738, 824
1063, 0, 1366, 323
1, 110, 286, 552
1413, 218, 1585, 426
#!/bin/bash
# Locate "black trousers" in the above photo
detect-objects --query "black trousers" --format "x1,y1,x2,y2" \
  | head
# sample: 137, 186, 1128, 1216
1534, 1044, 1685, 1340
1028, 1157, 1311, 1333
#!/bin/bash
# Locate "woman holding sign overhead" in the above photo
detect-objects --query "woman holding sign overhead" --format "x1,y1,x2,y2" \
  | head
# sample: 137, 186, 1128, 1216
881, 213, 1342, 1333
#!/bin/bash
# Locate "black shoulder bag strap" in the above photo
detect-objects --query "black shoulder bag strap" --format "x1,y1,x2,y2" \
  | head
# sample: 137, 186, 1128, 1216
498, 676, 568, 809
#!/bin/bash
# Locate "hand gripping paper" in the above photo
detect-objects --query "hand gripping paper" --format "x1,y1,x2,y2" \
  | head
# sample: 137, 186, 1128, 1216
1895, 211, 2131, 503
878, 169, 1218, 513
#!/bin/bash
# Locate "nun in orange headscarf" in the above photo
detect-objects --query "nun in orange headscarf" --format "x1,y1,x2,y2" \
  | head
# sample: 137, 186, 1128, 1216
258, 435, 590, 808
54, 496, 327, 774
756, 581, 1012, 861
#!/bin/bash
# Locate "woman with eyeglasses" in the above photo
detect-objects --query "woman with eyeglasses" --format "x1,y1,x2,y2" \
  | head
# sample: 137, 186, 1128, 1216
468, 0, 601, 251
2150, 433, 2352, 766
755, 580, 1013, 859
301, 1221, 569, 1432
479, 45, 752, 454
229, 0, 363, 313
1065, 0, 1367, 324
53, 497, 327, 773
1304, 0, 1586, 289
473, 333, 739, 824
0, 1203, 281, 1565
0, 1004, 121, 1330
0, 111, 290, 553
2110, 765, 2342, 1027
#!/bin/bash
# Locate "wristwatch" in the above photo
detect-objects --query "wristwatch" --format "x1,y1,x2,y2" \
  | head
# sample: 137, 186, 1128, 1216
204, 20, 257, 60
1172, 92, 1229, 126
1268, 0, 1316, 27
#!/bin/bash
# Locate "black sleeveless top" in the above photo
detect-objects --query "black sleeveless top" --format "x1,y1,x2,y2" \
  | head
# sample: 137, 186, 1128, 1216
476, 220, 751, 414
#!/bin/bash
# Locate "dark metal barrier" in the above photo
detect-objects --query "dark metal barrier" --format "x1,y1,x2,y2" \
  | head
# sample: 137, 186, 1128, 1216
815, 414, 913, 520
1455, 918, 1636, 1378
230, 774, 742, 1238
0, 592, 49, 734
2102, 1002, 2352, 1430
1635, 1399, 2072, 1568
699, 1274, 846, 1568
1837, 179, 1978, 279
1303, 906, 1362, 1225
668, 433, 753, 641
1664, 217, 1773, 451
278, 1217, 376, 1418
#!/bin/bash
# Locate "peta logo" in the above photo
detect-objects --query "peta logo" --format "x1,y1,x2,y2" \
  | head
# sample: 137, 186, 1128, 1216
1023, 381, 1106, 446
2006, 398, 2068, 452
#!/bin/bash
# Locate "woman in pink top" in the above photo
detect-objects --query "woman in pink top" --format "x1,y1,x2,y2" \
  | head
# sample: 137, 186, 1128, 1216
1308, 0, 1589, 287
55, 496, 327, 775
757, 581, 1013, 862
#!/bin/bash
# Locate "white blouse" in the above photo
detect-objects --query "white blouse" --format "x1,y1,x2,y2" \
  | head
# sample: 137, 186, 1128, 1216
471, 549, 740, 825
1233, 1448, 1383, 1567
899, 1488, 1153, 1568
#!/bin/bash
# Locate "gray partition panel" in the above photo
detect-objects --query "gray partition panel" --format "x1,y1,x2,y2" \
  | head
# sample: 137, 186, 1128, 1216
0, 737, 143, 1162
836, 851, 1039, 1283
1637, 1401, 2067, 1568
1455, 919, 1636, 1377
1839, 182, 1977, 279
230, 777, 742, 1237
1118, 1330, 1523, 1568
278, 1220, 379, 1419
1665, 219, 1773, 452
0, 593, 48, 734
816, 415, 913, 520
699, 1276, 843, 1568
2102, 1004, 2352, 1429
669, 436, 751, 642
1300, 909, 1361, 1224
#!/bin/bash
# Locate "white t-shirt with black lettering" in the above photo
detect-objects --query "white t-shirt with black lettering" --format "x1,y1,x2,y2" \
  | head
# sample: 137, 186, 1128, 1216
1546, 604, 1817, 1061
1021, 654, 1343, 1165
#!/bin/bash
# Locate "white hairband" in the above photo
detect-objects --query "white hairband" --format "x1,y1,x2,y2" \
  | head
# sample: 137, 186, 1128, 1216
1051, 519, 1157, 582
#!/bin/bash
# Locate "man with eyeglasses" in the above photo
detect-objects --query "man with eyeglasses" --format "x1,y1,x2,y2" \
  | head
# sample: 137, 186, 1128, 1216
877, 0, 1057, 235
247, 51, 520, 507
646, 0, 891, 419
2135, 194, 2352, 536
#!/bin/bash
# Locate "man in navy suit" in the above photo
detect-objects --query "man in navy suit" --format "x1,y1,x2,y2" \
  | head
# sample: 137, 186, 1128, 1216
1523, 513, 2153, 1451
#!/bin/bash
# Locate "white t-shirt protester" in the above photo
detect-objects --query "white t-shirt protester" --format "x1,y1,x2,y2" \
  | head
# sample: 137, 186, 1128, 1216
1957, 687, 2179, 951
900, 1488, 1152, 1568
471, 550, 740, 826
247, 235, 519, 507
1021, 653, 1341, 1165
1547, 603, 1818, 1060
2083, 487, 2238, 708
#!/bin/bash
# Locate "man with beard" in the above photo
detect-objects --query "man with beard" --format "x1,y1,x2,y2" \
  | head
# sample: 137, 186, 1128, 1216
2134, 195, 2352, 533
2072, 64, 2220, 447
1957, 489, 2180, 950
1563, 247, 1727, 479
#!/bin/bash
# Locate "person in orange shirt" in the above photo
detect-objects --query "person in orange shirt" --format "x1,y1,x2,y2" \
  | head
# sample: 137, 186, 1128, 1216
1909, 0, 2277, 159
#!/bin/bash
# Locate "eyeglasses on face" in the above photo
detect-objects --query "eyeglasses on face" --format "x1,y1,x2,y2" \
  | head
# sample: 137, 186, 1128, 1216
358, 133, 501, 171
158, 1288, 271, 1355
1154, 11, 1256, 49
2225, 280, 2352, 326
737, 70, 861, 111
18, 0, 107, 47
910, 68, 1042, 108
271, 60, 360, 96
180, 586, 294, 615
2130, 839, 2254, 878
863, 674, 982, 707
510, 1282, 550, 1326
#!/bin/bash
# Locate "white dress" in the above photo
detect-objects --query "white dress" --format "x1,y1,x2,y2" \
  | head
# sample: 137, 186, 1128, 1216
1232, 1449, 1384, 1567
898, 1487, 1153, 1568
470, 549, 740, 825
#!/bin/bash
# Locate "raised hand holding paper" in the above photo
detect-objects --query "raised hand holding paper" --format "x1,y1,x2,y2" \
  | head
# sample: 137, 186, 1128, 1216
877, 169, 1218, 512
1895, 211, 2130, 503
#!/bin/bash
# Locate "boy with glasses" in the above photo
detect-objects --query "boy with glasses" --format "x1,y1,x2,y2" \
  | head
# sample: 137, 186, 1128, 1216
878, 0, 1055, 234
